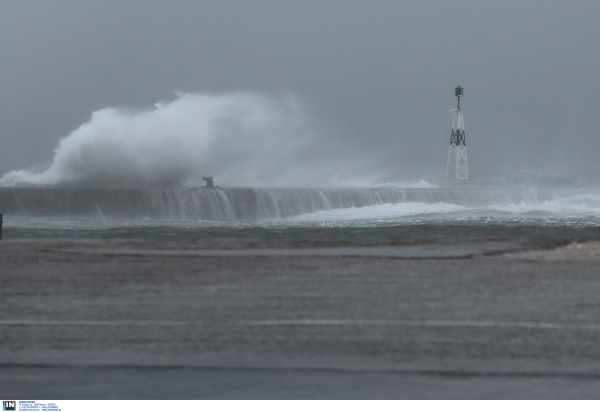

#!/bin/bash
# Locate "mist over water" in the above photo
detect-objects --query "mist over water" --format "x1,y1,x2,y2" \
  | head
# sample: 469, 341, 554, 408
1, 90, 592, 191
0, 91, 598, 239
0, 92, 388, 188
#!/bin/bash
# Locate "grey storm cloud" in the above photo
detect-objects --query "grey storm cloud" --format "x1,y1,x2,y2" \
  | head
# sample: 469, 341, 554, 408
0, 0, 599, 188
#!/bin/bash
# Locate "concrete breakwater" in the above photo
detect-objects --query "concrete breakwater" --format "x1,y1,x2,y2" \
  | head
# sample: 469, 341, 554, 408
0, 188, 554, 220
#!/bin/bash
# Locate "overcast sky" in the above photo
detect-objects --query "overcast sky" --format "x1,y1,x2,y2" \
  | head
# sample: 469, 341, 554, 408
1, 0, 599, 187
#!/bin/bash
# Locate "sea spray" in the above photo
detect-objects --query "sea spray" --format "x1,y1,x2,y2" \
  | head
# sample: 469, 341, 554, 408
0, 93, 384, 188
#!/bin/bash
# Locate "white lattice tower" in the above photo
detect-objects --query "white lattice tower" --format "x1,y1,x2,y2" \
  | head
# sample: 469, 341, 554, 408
445, 86, 468, 187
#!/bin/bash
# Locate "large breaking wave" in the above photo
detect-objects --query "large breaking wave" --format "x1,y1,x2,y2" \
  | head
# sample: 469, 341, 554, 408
0, 92, 384, 188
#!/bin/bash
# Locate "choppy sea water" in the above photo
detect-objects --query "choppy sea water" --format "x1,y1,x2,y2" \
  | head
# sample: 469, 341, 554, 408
3, 190, 600, 238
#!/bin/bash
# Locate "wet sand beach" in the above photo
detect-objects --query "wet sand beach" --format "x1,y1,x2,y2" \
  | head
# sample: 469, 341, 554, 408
2, 237, 600, 399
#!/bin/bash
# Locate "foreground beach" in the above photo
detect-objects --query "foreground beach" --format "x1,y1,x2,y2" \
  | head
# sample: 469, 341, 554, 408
2, 237, 600, 399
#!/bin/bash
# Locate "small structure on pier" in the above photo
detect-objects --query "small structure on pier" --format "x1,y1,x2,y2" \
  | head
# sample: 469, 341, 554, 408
202, 177, 217, 189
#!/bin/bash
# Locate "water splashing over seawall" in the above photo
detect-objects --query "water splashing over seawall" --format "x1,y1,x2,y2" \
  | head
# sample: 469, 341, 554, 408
0, 188, 554, 220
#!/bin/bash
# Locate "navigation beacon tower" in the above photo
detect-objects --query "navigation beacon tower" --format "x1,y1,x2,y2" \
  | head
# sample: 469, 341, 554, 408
445, 86, 468, 187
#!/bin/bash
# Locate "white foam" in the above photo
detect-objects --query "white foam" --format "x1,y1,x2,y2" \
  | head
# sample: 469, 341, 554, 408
285, 189, 600, 223
288, 202, 467, 222
488, 191, 600, 216
373, 179, 437, 189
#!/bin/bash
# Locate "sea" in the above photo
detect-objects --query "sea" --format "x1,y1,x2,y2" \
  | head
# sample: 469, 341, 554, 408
1, 187, 600, 239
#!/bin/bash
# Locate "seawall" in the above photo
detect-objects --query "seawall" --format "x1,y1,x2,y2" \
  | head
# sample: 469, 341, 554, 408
0, 188, 554, 220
